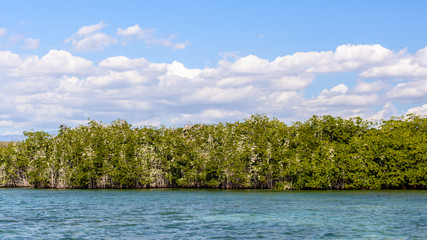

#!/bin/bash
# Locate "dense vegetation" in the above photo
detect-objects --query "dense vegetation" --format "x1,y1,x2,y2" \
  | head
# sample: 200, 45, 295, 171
0, 114, 425, 189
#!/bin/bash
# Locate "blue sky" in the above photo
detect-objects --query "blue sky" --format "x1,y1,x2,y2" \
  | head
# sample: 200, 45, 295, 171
1, 1, 427, 139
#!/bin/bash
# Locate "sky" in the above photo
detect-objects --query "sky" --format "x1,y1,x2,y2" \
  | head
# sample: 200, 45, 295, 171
1, 0, 427, 139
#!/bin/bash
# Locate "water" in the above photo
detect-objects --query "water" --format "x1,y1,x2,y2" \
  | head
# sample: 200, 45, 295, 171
0, 189, 425, 239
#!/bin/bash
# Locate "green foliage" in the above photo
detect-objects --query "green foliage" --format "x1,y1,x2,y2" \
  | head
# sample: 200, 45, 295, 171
0, 114, 425, 189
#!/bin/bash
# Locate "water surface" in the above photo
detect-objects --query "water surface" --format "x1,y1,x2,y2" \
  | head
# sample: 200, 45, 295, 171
0, 189, 425, 239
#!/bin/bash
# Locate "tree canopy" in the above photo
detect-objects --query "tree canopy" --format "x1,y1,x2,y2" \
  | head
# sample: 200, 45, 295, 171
0, 114, 425, 189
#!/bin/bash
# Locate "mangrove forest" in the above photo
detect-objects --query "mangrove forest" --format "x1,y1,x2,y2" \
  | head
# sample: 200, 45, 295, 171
0, 114, 425, 189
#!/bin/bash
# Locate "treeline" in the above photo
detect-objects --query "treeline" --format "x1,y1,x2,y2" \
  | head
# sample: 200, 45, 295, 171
0, 114, 425, 189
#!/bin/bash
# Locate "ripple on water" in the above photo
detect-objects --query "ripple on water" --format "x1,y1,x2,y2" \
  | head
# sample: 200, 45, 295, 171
0, 189, 425, 239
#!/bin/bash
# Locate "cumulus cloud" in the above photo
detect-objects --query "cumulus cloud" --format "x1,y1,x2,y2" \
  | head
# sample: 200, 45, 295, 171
76, 22, 106, 36
218, 44, 393, 77
360, 47, 427, 79
73, 33, 116, 51
353, 80, 388, 93
2, 43, 427, 136
208, 44, 397, 93
386, 79, 427, 100
156, 61, 201, 89
407, 104, 427, 116
85, 70, 149, 88
10, 50, 94, 76
216, 76, 254, 87
360, 58, 427, 78
146, 37, 191, 50
317, 44, 393, 72
321, 84, 349, 96
64, 23, 190, 51
99, 56, 149, 70
65, 22, 117, 51
271, 75, 315, 90
117, 24, 191, 49
165, 61, 201, 79
415, 46, 427, 66
307, 84, 380, 107
117, 24, 153, 41
0, 51, 23, 68
372, 102, 398, 120
183, 86, 257, 103
262, 91, 301, 110
230, 55, 271, 74
171, 109, 248, 125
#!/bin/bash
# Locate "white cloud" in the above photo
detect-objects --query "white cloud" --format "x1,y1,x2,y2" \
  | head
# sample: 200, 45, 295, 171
85, 70, 149, 88
74, 33, 116, 51
271, 51, 326, 74
2, 43, 427, 137
157, 61, 202, 89
360, 47, 427, 79
1, 130, 22, 136
171, 40, 191, 50
353, 80, 387, 93
217, 76, 257, 88
271, 75, 314, 90
171, 109, 248, 125
300, 83, 381, 119
372, 102, 398, 120
7, 34, 25, 46
23, 38, 40, 49
0, 29, 40, 50
386, 79, 427, 100
76, 22, 106, 36
307, 44, 393, 73
183, 86, 256, 103
58, 76, 85, 93
116, 100, 151, 111
117, 24, 153, 40
99, 56, 149, 70
0, 28, 6, 38
65, 22, 117, 51
415, 45, 427, 66
11, 50, 93, 76
117, 24, 191, 49
165, 61, 201, 79
0, 51, 22, 68
135, 119, 162, 128
213, 44, 396, 80
230, 55, 271, 74
406, 104, 427, 116
200, 109, 245, 119
334, 44, 392, 62
263, 91, 301, 109
321, 84, 349, 96
64, 22, 190, 51
145, 37, 191, 49
310, 91, 379, 107
219, 51, 241, 60
0, 120, 14, 127
360, 58, 427, 78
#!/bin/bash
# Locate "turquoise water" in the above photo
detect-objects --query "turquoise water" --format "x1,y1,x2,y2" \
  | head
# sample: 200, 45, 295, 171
0, 189, 425, 239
